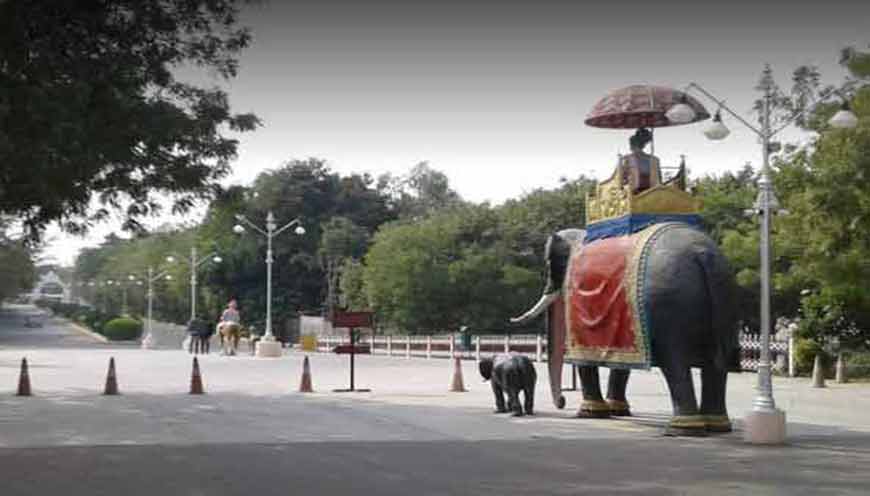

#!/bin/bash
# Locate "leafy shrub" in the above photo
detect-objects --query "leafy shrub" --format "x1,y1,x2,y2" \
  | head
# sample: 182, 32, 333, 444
102, 317, 143, 341
845, 352, 870, 378
794, 339, 832, 376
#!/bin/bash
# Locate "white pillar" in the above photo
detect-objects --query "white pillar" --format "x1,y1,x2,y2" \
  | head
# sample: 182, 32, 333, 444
474, 336, 481, 362
370, 334, 375, 354
788, 334, 795, 377
504, 335, 510, 353
387, 335, 393, 356
426, 335, 432, 359
405, 335, 411, 359
536, 335, 543, 363
449, 334, 455, 358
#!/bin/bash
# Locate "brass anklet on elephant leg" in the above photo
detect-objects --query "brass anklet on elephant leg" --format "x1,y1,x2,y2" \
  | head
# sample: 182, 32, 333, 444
664, 415, 708, 437
703, 415, 733, 433
577, 399, 611, 418
606, 399, 631, 416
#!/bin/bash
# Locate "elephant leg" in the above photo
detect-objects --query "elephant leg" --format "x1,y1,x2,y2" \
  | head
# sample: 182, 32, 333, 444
701, 364, 732, 433
492, 382, 508, 413
660, 365, 706, 437
508, 388, 523, 417
606, 368, 631, 416
577, 366, 610, 418
523, 384, 535, 415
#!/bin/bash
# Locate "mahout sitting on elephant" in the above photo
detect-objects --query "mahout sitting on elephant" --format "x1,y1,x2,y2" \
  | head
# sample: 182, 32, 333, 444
479, 354, 537, 416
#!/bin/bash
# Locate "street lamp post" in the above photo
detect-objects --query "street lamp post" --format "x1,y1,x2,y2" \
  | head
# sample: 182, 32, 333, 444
667, 67, 858, 444
140, 266, 174, 349
167, 247, 222, 322
233, 211, 305, 358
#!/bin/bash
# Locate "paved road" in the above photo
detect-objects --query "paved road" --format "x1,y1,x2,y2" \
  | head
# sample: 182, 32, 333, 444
0, 304, 116, 349
1, 303, 868, 495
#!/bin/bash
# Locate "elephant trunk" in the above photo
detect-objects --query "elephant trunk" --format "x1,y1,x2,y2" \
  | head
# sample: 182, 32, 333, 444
510, 290, 560, 325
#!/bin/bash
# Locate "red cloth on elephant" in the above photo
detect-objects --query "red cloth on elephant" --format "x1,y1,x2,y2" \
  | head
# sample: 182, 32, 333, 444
567, 236, 636, 352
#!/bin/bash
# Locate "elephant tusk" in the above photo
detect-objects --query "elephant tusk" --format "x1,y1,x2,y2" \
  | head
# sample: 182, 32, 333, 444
510, 291, 560, 324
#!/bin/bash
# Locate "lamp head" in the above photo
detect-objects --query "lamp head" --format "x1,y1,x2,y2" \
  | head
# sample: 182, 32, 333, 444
165, 275, 173, 281
165, 255, 176, 264
294, 225, 306, 236
233, 224, 246, 234
703, 110, 731, 140
829, 100, 858, 129
665, 94, 697, 124
212, 256, 222, 263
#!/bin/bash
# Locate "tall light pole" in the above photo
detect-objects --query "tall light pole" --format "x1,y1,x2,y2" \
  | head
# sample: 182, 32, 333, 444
666, 66, 858, 444
233, 211, 305, 358
139, 266, 174, 349
166, 247, 222, 322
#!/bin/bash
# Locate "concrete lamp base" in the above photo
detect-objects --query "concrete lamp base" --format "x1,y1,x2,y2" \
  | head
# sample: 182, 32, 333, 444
255, 338, 283, 358
141, 333, 155, 350
743, 409, 787, 445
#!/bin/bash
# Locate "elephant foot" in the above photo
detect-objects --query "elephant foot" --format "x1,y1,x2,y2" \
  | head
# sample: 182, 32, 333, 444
511, 410, 525, 417
664, 416, 708, 437
576, 399, 611, 419
704, 415, 733, 434
494, 408, 509, 414
607, 399, 631, 417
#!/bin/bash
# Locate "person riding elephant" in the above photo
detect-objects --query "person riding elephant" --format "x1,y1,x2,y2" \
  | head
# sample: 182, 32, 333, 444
617, 128, 662, 194
217, 299, 242, 355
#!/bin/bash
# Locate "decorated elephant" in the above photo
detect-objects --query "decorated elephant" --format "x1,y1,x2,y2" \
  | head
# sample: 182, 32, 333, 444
511, 222, 738, 435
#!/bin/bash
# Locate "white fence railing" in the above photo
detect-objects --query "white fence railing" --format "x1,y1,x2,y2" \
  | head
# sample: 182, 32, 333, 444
316, 332, 790, 372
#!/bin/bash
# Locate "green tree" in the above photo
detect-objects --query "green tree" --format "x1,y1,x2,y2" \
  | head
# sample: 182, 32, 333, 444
0, 0, 260, 239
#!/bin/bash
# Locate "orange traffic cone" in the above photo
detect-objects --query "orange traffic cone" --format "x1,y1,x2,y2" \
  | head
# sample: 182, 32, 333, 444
299, 355, 313, 393
190, 357, 204, 394
16, 357, 31, 396
104, 357, 119, 395
449, 356, 466, 392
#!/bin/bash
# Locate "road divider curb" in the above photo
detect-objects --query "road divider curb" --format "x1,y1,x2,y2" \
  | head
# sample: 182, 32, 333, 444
68, 322, 110, 343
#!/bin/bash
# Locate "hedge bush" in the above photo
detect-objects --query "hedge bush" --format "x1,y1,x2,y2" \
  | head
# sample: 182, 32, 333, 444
794, 339, 832, 376
845, 352, 870, 378
102, 317, 143, 341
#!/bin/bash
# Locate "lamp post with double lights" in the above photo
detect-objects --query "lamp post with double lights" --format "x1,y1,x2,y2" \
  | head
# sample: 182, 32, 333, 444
138, 265, 176, 349
233, 211, 305, 358
106, 275, 140, 315
666, 66, 858, 444
166, 247, 222, 322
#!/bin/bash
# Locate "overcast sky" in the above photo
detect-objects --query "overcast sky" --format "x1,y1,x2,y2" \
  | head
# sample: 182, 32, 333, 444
44, 0, 870, 266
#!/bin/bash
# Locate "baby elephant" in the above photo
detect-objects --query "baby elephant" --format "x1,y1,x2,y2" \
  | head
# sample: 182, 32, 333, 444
479, 354, 537, 416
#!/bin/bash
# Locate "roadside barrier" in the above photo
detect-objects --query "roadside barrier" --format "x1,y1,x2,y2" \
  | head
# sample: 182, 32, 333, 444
104, 357, 119, 395
190, 357, 205, 394
16, 357, 31, 396
299, 355, 313, 393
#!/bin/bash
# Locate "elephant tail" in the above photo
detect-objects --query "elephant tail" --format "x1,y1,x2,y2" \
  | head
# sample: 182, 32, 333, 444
696, 243, 740, 372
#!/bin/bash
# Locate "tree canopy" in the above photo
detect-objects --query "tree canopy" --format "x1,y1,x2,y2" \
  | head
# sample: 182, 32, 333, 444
0, 0, 259, 239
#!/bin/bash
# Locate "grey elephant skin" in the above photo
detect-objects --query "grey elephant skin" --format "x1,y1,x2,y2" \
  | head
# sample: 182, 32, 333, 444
479, 354, 537, 416
512, 224, 739, 435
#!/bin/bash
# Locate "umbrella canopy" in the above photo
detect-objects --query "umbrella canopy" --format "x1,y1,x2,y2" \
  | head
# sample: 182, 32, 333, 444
585, 85, 709, 129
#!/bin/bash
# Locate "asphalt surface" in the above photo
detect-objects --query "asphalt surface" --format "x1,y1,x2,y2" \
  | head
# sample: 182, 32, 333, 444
1, 303, 868, 495
3, 436, 870, 496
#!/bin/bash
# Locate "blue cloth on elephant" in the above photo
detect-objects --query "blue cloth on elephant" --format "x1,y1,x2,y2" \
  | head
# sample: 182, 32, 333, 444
584, 213, 703, 244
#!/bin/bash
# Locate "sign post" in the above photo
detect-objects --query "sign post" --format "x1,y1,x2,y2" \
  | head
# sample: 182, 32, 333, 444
332, 311, 373, 393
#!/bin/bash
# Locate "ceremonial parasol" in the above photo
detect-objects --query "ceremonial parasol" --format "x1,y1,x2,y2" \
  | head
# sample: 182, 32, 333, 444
585, 85, 709, 129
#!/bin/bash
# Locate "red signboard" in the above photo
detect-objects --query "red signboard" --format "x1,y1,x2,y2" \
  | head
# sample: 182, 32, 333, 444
332, 311, 374, 329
